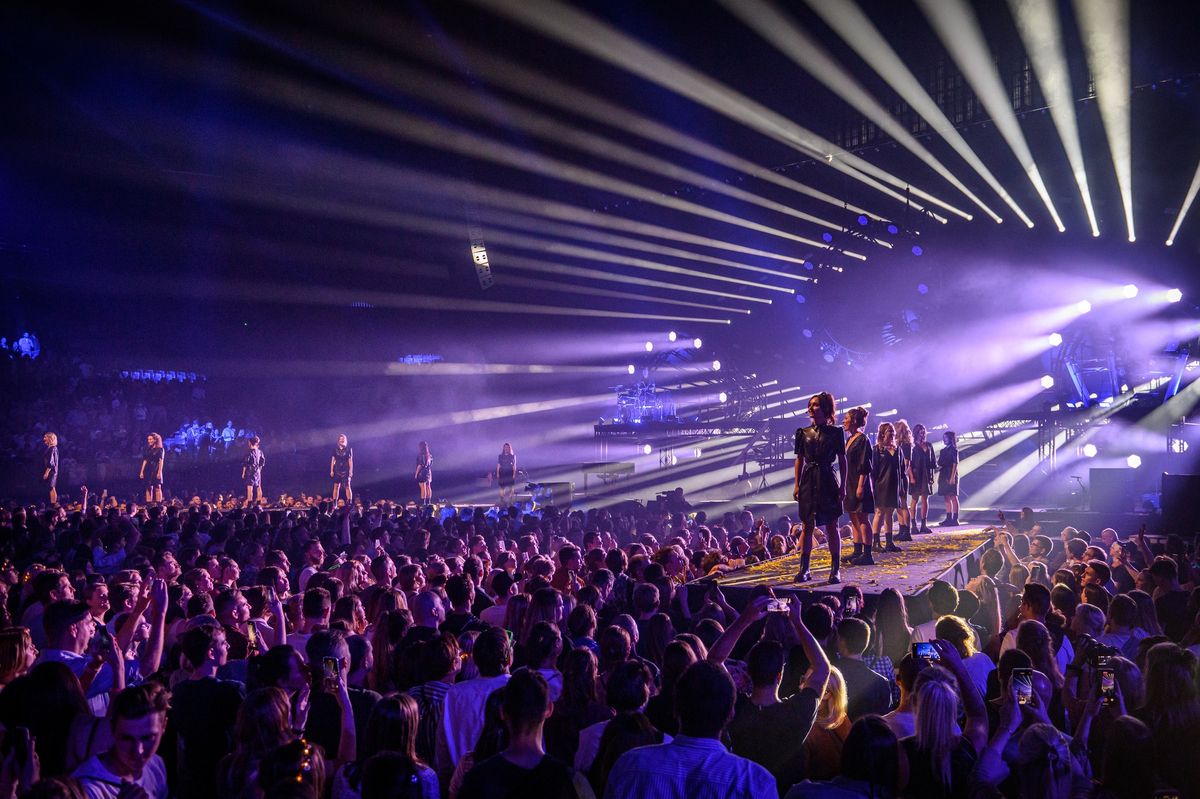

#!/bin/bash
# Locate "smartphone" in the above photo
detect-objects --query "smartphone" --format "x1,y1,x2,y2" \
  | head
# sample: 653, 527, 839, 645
266, 584, 277, 604
1099, 667, 1116, 706
322, 656, 341, 687
912, 641, 939, 661
93, 624, 112, 651
845, 596, 860, 615
1013, 667, 1034, 705
766, 597, 790, 613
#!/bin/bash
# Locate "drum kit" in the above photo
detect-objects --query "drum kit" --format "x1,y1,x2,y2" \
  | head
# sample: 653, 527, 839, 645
614, 382, 674, 423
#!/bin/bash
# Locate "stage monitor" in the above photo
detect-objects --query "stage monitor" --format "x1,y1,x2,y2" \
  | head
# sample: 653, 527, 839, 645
1162, 473, 1200, 536
1089, 468, 1135, 514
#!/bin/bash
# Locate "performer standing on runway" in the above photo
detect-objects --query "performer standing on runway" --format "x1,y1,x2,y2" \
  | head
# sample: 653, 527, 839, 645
908, 424, 935, 534
494, 442, 517, 505
938, 430, 960, 526
415, 440, 433, 506
843, 406, 875, 566
871, 422, 903, 553
242, 435, 265, 504
331, 434, 353, 504
792, 392, 848, 585
41, 432, 59, 505
139, 432, 165, 503
894, 420, 914, 541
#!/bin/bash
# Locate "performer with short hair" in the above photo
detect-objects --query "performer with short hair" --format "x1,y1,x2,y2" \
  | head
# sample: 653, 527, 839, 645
908, 424, 935, 534
42, 431, 59, 505
938, 431, 960, 526
843, 407, 875, 566
242, 435, 265, 504
415, 440, 433, 506
331, 434, 353, 504
140, 432, 165, 503
495, 442, 517, 505
792, 391, 848, 585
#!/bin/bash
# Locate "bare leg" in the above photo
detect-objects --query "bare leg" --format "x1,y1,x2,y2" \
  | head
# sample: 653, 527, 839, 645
332, 483, 341, 504
346, 484, 353, 504
49, 487, 57, 504
246, 486, 253, 503
153, 486, 163, 503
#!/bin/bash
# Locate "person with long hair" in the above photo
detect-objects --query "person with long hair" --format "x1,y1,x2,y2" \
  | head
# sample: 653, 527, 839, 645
414, 442, 432, 507
873, 588, 914, 668
331, 434, 353, 505
1135, 643, 1200, 793
871, 422, 903, 554
1094, 716, 1163, 799
894, 420, 914, 542
494, 443, 517, 505
0, 627, 38, 690
792, 392, 849, 585
139, 432, 165, 503
801, 666, 852, 781
843, 407, 875, 566
215, 687, 296, 799
333, 695, 437, 799
544, 648, 610, 764
908, 424, 935, 534
787, 715, 904, 799
937, 431, 960, 526
42, 432, 59, 505
242, 436, 265, 505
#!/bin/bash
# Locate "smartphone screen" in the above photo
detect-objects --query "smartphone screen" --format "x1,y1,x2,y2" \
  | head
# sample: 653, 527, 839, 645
1013, 668, 1033, 705
1099, 668, 1116, 705
322, 656, 339, 683
912, 641, 939, 661
766, 597, 790, 613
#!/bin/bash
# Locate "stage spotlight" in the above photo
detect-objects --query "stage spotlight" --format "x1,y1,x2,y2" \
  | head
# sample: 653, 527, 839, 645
887, 224, 899, 235
718, 391, 729, 403
795, 294, 806, 304
1047, 332, 1063, 346
802, 328, 813, 338
912, 245, 923, 256
1126, 454, 1141, 469
1120, 383, 1129, 392
1122, 284, 1139, 298
642, 443, 653, 455
858, 215, 869, 226
693, 338, 703, 348
917, 283, 929, 294
645, 341, 654, 352
693, 447, 703, 457
1040, 375, 1055, 389
1167, 289, 1183, 303
712, 360, 722, 371
627, 364, 635, 375
1083, 443, 1098, 458
822, 232, 834, 243
1076, 300, 1092, 314
668, 331, 677, 342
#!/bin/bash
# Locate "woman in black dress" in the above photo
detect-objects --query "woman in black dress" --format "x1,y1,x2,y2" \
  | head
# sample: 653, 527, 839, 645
792, 392, 848, 585
908, 424, 935, 534
415, 441, 433, 506
42, 432, 59, 505
330, 434, 353, 504
894, 420, 914, 541
871, 422, 903, 554
242, 435, 266, 504
938, 431, 960, 526
843, 407, 875, 566
139, 432, 164, 503
494, 443, 517, 505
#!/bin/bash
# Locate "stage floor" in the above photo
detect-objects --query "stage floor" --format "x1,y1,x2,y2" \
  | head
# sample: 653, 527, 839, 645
711, 525, 993, 598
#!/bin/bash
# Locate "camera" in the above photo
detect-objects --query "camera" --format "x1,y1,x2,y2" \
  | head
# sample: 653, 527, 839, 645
1080, 635, 1119, 667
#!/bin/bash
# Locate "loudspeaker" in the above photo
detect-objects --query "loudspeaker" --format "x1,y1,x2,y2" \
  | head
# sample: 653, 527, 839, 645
1089, 468, 1135, 514
1162, 473, 1200, 536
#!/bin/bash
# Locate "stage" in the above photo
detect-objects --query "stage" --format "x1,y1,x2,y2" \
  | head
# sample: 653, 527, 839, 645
705, 525, 994, 624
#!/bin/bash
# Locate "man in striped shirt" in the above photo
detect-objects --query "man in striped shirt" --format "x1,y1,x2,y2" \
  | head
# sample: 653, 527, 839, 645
604, 660, 777, 799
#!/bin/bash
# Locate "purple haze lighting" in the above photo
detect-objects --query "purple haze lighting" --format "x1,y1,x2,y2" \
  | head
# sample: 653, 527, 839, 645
887, 224, 899, 235
822, 232, 833, 243
802, 328, 813, 338
917, 283, 929, 294
911, 245, 923, 256
795, 294, 806, 304
858, 215, 869, 226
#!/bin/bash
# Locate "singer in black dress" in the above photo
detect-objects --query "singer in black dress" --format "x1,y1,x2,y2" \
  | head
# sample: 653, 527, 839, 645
139, 433, 165, 503
894, 420, 914, 540
937, 431, 960, 526
909, 424, 936, 534
843, 407, 875, 565
415, 441, 433, 505
495, 443, 517, 504
871, 422, 902, 553
42, 432, 59, 505
330, 434, 353, 504
792, 392, 848, 585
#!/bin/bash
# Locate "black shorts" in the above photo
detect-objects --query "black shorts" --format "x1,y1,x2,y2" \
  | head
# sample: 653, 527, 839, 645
45, 473, 57, 489
145, 477, 162, 488
333, 474, 351, 488
498, 478, 515, 488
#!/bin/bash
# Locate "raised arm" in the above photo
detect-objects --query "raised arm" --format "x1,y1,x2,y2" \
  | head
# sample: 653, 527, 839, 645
930, 638, 988, 753
137, 579, 168, 677
791, 599, 830, 696
707, 596, 770, 668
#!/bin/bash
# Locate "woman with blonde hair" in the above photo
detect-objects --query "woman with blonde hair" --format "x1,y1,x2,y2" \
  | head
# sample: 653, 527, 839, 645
139, 432, 165, 503
0, 627, 38, 689
801, 666, 852, 780
331, 434, 353, 504
843, 407, 875, 566
871, 421, 903, 554
42, 432, 59, 504
894, 420, 914, 541
415, 441, 433, 506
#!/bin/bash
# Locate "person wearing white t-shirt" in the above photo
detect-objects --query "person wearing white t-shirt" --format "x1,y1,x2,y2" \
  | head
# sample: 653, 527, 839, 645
74, 682, 171, 799
997, 583, 1074, 673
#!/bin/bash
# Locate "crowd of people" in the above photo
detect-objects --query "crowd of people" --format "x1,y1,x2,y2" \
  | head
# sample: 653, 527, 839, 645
0, 487, 1197, 799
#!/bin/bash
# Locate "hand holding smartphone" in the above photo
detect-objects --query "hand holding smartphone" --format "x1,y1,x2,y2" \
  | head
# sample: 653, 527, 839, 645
1012, 667, 1033, 705
912, 642, 940, 662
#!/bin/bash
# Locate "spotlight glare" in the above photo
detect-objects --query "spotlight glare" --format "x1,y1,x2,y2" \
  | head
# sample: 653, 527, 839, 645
712, 360, 722, 371
627, 364, 635, 375
1047, 332, 1063, 347
1126, 454, 1141, 469
693, 338, 703, 348
1166, 289, 1183, 303
1122, 284, 1138, 299
718, 391, 729, 403
693, 447, 703, 457
1083, 443, 1098, 458
645, 341, 654, 352
1076, 300, 1092, 314
642, 443, 653, 455
668, 331, 677, 342
1040, 375, 1055, 389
